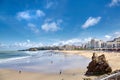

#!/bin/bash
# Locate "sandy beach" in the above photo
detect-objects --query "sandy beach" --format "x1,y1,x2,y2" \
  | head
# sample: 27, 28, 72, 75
57, 50, 120, 71
0, 68, 96, 80
0, 50, 120, 80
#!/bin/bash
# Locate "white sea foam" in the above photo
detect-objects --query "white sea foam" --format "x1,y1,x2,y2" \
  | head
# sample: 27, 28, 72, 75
24, 51, 51, 57
24, 51, 41, 54
0, 56, 30, 63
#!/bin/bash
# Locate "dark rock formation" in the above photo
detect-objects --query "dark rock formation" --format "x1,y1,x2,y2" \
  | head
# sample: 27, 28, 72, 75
86, 53, 112, 75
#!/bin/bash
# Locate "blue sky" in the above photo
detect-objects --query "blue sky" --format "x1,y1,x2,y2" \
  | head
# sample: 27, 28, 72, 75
0, 0, 120, 50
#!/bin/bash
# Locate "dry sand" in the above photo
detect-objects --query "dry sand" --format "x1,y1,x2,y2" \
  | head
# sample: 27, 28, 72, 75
1, 50, 119, 80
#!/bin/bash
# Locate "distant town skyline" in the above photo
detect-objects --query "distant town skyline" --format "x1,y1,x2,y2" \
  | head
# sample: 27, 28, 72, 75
83, 37, 120, 50
0, 0, 120, 50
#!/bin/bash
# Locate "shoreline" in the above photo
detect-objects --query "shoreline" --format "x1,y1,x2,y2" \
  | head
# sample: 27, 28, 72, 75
1, 50, 119, 80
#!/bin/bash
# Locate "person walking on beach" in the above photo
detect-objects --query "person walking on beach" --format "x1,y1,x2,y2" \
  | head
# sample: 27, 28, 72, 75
59, 70, 62, 75
19, 70, 21, 74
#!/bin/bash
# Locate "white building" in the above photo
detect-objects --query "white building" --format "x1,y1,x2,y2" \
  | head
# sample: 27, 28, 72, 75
85, 39, 104, 49
106, 37, 120, 49
90, 39, 96, 49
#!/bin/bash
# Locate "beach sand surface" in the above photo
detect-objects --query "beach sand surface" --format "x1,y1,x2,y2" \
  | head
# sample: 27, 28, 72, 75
0, 68, 95, 80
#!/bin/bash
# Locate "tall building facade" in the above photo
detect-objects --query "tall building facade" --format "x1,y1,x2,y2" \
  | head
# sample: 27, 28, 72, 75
85, 39, 104, 49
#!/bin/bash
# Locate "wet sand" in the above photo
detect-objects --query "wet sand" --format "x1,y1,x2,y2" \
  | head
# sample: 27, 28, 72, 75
0, 68, 96, 80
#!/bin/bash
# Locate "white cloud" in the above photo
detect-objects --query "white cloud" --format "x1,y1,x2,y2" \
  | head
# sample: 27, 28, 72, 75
0, 43, 10, 50
11, 40, 43, 48
28, 23, 39, 33
51, 37, 95, 46
113, 32, 120, 37
105, 35, 112, 39
17, 11, 31, 20
0, 43, 7, 48
17, 10, 45, 20
46, 1, 54, 9
0, 40, 43, 50
45, 0, 58, 9
83, 37, 92, 43
41, 21, 60, 32
104, 31, 120, 40
52, 38, 83, 46
36, 10, 45, 17
27, 39, 30, 43
108, 0, 120, 7
82, 17, 101, 29
63, 39, 82, 45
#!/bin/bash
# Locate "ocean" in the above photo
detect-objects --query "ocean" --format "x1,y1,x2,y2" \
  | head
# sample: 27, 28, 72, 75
0, 50, 90, 73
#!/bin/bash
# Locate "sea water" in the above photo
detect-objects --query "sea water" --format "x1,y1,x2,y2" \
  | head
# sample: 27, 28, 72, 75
0, 50, 90, 73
